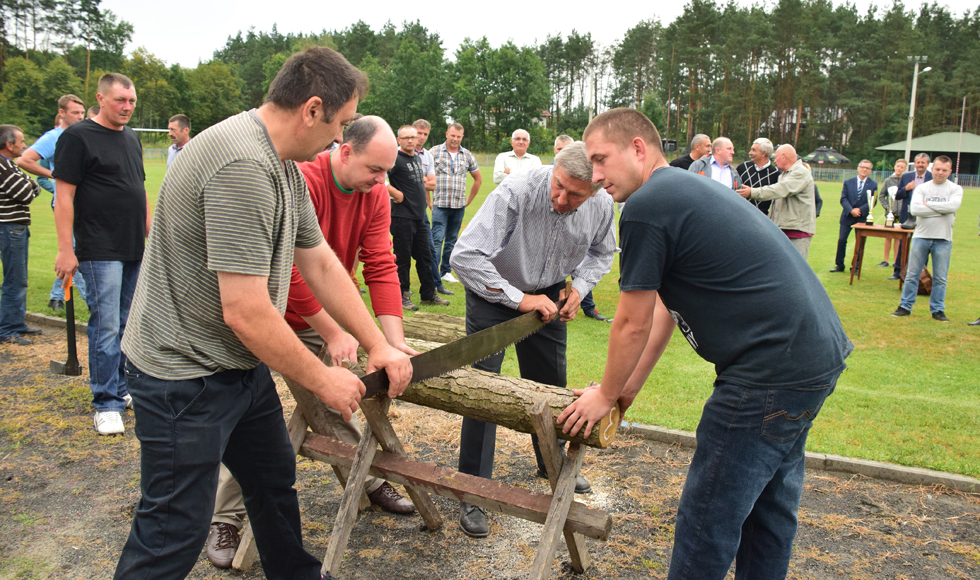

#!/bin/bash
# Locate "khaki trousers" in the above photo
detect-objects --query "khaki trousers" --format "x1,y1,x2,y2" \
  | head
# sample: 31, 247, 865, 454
788, 236, 811, 261
211, 327, 384, 528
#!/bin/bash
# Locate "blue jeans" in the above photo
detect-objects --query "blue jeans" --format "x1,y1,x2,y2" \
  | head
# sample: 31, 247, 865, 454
0, 223, 29, 339
116, 363, 321, 579
78, 260, 140, 412
668, 377, 838, 580
430, 206, 465, 277
425, 211, 441, 288
899, 238, 951, 314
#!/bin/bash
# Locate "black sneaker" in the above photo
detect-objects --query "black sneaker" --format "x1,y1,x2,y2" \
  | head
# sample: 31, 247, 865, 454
584, 310, 610, 322
876, 261, 890, 267
48, 299, 64, 311
888, 273, 901, 281
420, 295, 450, 306
19, 327, 42, 336
932, 311, 950, 322
401, 291, 418, 311
436, 285, 454, 296
0, 335, 32, 346
891, 307, 911, 317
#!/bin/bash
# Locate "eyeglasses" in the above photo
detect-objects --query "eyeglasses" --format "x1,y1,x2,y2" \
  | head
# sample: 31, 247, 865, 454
513, 137, 529, 142
398, 136, 415, 140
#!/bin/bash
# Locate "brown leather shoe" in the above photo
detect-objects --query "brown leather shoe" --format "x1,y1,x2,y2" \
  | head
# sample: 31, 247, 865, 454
367, 482, 415, 514
206, 522, 241, 569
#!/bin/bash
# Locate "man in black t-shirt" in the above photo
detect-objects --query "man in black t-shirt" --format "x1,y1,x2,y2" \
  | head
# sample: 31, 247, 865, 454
53, 73, 149, 436
560, 109, 853, 580
387, 125, 448, 310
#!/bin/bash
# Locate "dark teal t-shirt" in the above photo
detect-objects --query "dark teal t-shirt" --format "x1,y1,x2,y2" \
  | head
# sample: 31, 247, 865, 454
619, 166, 852, 389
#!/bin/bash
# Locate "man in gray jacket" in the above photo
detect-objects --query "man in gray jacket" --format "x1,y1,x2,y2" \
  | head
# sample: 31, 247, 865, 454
688, 137, 742, 191
736, 145, 816, 259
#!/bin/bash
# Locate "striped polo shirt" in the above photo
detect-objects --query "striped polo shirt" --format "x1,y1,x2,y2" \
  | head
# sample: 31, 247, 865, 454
122, 110, 323, 379
0, 155, 40, 225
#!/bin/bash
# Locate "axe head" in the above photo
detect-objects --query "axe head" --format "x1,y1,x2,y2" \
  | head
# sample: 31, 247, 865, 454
49, 359, 82, 376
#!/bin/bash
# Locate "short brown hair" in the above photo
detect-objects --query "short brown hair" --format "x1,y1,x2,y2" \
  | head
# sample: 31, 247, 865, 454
97, 73, 134, 94
169, 114, 190, 130
58, 94, 84, 111
583, 108, 661, 154
448, 122, 464, 132
413, 119, 431, 131
265, 46, 368, 122
87, 106, 100, 117
934, 155, 952, 166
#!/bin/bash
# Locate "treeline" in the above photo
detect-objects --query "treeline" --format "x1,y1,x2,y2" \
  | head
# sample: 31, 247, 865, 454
2, 0, 978, 161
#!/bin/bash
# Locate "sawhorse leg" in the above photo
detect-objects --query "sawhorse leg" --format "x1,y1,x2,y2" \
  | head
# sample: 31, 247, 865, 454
528, 400, 591, 579
321, 398, 443, 578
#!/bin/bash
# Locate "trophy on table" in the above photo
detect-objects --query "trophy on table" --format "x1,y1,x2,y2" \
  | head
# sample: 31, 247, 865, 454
866, 187, 876, 225
885, 185, 897, 227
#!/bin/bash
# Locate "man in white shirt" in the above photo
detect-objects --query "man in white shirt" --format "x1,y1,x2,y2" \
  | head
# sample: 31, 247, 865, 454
891, 155, 963, 322
492, 128, 541, 184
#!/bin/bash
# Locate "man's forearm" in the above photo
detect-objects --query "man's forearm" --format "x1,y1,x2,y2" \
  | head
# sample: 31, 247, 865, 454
467, 177, 481, 205
598, 291, 657, 401
621, 297, 675, 399
53, 182, 75, 251
378, 314, 409, 347
16, 157, 51, 179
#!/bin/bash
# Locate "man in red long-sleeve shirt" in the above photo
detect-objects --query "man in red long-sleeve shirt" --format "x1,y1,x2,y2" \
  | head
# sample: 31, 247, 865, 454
205, 116, 419, 569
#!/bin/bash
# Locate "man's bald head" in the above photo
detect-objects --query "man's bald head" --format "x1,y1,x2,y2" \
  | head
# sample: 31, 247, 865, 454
343, 115, 393, 153
334, 116, 398, 193
712, 137, 735, 165
773, 144, 797, 171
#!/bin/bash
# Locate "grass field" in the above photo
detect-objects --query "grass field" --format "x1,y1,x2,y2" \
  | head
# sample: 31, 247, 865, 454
8, 159, 980, 478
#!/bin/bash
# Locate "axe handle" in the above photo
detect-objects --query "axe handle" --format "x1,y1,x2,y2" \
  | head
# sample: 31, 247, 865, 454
64, 277, 81, 374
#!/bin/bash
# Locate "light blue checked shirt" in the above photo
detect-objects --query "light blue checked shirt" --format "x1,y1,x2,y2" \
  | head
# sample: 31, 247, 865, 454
450, 165, 616, 309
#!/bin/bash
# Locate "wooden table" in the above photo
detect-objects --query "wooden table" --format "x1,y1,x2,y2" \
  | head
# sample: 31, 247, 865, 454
849, 223, 914, 289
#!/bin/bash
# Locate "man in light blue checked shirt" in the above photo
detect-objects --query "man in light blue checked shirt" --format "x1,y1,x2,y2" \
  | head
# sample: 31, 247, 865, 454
429, 123, 482, 285
449, 141, 615, 538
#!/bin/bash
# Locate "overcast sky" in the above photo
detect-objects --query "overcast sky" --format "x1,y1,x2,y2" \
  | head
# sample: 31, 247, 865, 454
100, 0, 977, 69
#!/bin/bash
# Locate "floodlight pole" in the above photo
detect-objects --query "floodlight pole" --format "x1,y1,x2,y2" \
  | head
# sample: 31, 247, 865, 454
904, 57, 929, 161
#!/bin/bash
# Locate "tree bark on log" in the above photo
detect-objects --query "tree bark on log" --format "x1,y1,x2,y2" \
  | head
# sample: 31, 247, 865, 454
361, 339, 620, 449
401, 311, 466, 343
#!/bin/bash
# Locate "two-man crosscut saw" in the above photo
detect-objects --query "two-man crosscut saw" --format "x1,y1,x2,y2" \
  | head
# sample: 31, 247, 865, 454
360, 282, 571, 398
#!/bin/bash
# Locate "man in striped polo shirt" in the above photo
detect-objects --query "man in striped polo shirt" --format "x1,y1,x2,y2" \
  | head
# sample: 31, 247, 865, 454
0, 124, 42, 345
117, 48, 412, 580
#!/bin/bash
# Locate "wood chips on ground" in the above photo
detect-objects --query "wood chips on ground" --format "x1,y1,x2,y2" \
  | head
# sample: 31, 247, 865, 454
1, 333, 978, 579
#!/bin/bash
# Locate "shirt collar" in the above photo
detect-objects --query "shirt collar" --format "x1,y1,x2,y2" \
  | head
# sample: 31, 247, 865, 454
754, 161, 770, 171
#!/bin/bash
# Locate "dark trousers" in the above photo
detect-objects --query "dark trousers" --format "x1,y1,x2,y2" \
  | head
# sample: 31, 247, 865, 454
115, 363, 321, 580
834, 220, 857, 269
391, 216, 435, 300
580, 290, 596, 314
458, 282, 567, 480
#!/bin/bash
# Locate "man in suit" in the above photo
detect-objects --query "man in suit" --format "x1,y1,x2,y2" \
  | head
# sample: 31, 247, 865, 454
889, 153, 932, 280
831, 159, 877, 273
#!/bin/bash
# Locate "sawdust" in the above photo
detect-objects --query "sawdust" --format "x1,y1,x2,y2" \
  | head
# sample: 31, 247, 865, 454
0, 331, 978, 579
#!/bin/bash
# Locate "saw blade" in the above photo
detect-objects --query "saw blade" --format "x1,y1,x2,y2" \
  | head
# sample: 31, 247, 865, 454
361, 295, 569, 398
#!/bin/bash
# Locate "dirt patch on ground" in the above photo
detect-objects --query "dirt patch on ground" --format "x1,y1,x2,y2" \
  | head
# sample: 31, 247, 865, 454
1, 332, 978, 579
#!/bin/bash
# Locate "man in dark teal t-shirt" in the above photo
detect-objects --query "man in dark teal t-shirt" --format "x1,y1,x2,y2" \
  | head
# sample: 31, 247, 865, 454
560, 108, 853, 580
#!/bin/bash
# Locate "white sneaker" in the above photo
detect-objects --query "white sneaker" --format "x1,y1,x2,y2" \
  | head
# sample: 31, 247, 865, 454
123, 394, 133, 410
94, 411, 124, 435
441, 272, 458, 284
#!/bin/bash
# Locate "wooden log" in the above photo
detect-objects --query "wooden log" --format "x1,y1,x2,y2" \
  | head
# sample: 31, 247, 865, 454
300, 433, 612, 541
358, 339, 620, 448
401, 312, 466, 343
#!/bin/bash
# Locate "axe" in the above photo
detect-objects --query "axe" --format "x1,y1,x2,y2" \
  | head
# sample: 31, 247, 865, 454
50, 277, 82, 376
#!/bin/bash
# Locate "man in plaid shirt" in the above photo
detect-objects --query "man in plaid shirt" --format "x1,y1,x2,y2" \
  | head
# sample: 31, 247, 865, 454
428, 123, 482, 285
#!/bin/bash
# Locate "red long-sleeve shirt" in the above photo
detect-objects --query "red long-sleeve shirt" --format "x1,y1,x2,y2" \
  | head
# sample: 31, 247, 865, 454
285, 151, 402, 331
